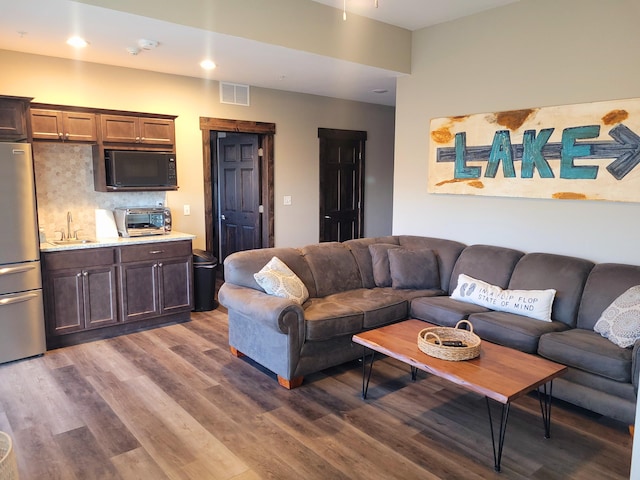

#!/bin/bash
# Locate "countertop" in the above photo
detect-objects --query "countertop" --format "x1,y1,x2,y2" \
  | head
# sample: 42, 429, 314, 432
40, 231, 196, 252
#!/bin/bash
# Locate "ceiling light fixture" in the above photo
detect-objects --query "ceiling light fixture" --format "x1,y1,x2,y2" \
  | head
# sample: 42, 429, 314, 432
200, 59, 216, 70
66, 36, 88, 48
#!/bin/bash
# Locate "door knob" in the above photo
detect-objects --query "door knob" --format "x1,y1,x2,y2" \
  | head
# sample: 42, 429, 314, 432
221, 214, 226, 220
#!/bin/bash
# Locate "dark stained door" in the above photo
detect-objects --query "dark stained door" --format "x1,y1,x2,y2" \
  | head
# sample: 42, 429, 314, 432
219, 133, 261, 261
319, 128, 366, 242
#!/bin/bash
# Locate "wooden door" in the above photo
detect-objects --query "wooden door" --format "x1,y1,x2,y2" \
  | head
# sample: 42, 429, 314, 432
318, 128, 366, 242
219, 133, 261, 261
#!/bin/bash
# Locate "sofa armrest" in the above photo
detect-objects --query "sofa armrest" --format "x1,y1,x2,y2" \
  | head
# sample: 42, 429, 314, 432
632, 339, 640, 395
218, 283, 305, 336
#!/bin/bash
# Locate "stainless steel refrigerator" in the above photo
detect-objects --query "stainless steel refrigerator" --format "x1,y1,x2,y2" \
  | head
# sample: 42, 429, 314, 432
0, 142, 46, 364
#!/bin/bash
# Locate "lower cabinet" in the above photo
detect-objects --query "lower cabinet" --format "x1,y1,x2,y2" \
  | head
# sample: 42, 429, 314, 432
47, 265, 118, 334
42, 240, 193, 347
119, 256, 192, 322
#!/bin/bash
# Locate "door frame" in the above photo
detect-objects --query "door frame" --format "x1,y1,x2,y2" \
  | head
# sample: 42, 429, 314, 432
200, 117, 276, 259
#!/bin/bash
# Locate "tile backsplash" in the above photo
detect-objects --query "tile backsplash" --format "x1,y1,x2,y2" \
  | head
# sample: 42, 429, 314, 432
33, 143, 166, 241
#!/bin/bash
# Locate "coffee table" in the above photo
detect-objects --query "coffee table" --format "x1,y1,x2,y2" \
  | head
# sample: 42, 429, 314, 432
352, 319, 567, 472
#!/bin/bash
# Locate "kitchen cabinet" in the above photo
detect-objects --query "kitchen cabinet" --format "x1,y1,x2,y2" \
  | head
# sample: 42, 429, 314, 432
42, 239, 193, 348
100, 114, 175, 146
42, 247, 118, 336
31, 108, 97, 142
118, 240, 192, 322
0, 96, 31, 141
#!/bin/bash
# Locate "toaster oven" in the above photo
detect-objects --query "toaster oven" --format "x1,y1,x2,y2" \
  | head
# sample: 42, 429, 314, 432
113, 207, 172, 237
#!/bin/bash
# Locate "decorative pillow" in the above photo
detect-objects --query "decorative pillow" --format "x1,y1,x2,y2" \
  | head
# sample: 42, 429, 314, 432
253, 256, 309, 305
368, 243, 401, 287
594, 285, 640, 348
451, 273, 556, 322
388, 248, 440, 290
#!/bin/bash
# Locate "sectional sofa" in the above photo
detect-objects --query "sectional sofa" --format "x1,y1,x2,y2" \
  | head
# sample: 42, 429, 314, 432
218, 235, 640, 424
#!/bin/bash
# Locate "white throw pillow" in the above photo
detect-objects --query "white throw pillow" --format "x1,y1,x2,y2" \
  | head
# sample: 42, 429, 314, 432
254, 256, 309, 305
594, 285, 640, 348
451, 273, 556, 322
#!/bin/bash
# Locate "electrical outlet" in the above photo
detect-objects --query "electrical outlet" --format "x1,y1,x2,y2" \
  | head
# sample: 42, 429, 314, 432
283, 195, 292, 205
183, 204, 191, 216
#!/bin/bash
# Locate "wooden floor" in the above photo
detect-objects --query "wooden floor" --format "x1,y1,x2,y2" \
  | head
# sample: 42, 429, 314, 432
0, 306, 633, 479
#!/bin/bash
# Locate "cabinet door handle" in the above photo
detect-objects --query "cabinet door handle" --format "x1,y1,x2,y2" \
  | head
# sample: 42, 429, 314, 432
149, 250, 164, 254
0, 264, 36, 276
0, 292, 38, 306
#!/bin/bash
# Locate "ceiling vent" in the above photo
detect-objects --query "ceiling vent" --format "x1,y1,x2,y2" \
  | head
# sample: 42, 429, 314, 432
220, 82, 250, 106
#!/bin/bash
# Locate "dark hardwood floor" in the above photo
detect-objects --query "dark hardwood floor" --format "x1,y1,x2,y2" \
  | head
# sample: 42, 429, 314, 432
0, 305, 632, 479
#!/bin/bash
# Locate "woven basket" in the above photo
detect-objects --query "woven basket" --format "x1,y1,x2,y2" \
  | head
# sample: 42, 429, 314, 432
417, 320, 481, 361
0, 432, 18, 480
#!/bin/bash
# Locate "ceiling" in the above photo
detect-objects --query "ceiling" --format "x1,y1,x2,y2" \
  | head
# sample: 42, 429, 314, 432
0, 0, 519, 106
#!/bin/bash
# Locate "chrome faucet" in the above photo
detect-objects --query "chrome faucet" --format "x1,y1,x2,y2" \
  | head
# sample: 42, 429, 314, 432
66, 211, 73, 240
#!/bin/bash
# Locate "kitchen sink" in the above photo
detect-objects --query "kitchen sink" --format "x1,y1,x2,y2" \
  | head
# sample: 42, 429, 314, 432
51, 239, 96, 246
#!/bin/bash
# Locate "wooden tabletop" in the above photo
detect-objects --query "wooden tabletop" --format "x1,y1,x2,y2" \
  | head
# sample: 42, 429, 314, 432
352, 319, 567, 404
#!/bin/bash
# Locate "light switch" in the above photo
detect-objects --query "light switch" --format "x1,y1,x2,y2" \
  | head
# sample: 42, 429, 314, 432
283, 195, 292, 205
184, 204, 191, 215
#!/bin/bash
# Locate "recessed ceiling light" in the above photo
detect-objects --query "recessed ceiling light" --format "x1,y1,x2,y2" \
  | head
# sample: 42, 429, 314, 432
67, 36, 88, 48
200, 60, 216, 70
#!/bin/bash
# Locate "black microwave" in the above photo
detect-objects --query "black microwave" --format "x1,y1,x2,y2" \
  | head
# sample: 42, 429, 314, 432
105, 150, 178, 190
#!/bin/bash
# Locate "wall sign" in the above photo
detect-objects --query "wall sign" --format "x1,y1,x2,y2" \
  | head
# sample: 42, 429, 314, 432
428, 98, 640, 202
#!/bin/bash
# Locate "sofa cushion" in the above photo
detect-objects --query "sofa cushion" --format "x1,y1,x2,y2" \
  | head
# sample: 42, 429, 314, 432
594, 285, 640, 348
254, 256, 310, 305
301, 243, 363, 297
468, 310, 570, 354
303, 299, 363, 341
389, 248, 440, 290
448, 244, 524, 294
410, 296, 490, 327
397, 236, 466, 292
224, 247, 317, 297
344, 236, 399, 289
508, 253, 594, 327
450, 273, 556, 322
538, 328, 633, 383
325, 289, 408, 329
369, 243, 402, 287
578, 263, 640, 331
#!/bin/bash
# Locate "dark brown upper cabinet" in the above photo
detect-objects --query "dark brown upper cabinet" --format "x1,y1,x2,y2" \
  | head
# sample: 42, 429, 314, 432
0, 95, 31, 142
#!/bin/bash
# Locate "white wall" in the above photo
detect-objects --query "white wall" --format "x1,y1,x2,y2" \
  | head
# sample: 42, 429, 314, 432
394, 0, 640, 264
0, 49, 395, 250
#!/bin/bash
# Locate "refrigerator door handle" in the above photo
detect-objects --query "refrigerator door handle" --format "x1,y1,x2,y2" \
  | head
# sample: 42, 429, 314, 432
0, 292, 39, 306
0, 265, 36, 276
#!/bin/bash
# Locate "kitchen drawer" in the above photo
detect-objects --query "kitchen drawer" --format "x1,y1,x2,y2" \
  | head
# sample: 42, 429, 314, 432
43, 247, 116, 270
118, 240, 191, 263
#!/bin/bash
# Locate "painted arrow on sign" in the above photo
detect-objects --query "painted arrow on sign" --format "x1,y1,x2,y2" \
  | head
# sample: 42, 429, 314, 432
436, 124, 640, 180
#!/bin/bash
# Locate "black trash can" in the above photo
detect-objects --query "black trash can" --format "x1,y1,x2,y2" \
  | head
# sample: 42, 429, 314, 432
192, 249, 218, 311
